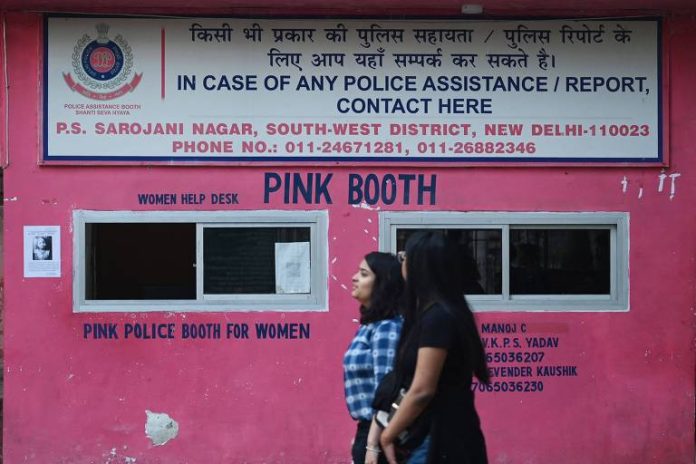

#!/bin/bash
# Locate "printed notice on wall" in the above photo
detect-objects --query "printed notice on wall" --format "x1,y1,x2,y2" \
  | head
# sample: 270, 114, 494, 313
473, 321, 576, 394
24, 226, 61, 278
275, 242, 310, 293
45, 17, 661, 163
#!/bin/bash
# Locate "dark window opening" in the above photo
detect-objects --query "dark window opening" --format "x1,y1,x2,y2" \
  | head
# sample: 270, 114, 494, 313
396, 228, 502, 295
396, 227, 611, 297
86, 223, 196, 300
203, 227, 311, 295
510, 229, 610, 295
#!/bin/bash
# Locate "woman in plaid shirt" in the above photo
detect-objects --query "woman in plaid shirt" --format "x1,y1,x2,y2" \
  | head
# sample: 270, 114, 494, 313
344, 252, 404, 464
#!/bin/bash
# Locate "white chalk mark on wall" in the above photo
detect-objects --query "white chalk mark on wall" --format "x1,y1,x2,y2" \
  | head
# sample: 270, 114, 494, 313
658, 170, 667, 192
621, 171, 682, 200
669, 173, 681, 200
145, 410, 179, 446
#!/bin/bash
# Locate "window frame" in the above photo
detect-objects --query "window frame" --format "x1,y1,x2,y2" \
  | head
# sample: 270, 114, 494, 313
379, 211, 629, 312
73, 210, 328, 313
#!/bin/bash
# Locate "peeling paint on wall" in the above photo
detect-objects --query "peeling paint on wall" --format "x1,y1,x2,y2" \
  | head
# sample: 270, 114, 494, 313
351, 201, 381, 211
145, 410, 179, 446
102, 446, 137, 464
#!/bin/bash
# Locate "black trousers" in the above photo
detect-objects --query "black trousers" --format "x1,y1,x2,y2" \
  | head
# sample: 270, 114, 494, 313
352, 420, 388, 464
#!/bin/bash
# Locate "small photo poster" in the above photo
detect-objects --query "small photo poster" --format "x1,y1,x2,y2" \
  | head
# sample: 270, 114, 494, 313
24, 226, 61, 278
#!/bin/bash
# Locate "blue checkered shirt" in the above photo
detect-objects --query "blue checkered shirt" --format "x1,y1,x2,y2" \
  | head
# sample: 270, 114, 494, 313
343, 317, 402, 421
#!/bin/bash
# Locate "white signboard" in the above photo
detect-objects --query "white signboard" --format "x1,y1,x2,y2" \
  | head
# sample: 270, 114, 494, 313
24, 226, 61, 278
45, 17, 662, 163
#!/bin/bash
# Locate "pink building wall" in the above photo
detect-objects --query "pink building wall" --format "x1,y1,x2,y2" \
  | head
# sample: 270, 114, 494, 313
2, 11, 695, 464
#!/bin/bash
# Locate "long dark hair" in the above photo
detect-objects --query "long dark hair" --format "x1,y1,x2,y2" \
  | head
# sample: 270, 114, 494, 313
359, 251, 404, 324
402, 231, 489, 383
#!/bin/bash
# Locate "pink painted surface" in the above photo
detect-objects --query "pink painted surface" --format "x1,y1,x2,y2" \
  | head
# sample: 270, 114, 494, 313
3, 12, 695, 464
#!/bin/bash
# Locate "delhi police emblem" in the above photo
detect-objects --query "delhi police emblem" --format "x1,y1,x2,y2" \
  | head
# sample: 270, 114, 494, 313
63, 23, 143, 100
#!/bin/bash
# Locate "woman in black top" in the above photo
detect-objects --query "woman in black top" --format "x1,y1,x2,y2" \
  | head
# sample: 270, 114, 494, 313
380, 231, 490, 464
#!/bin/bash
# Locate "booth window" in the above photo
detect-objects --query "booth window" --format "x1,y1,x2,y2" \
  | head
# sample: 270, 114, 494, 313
86, 223, 196, 300
74, 211, 328, 312
381, 212, 628, 312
